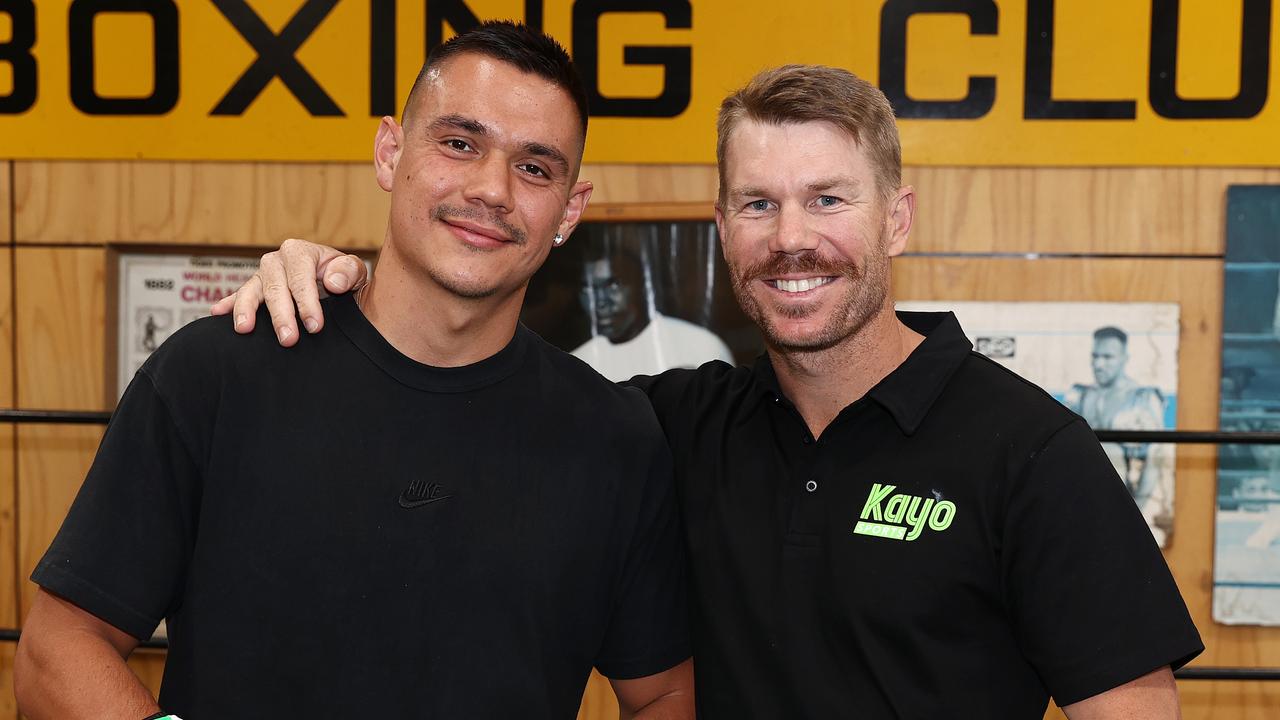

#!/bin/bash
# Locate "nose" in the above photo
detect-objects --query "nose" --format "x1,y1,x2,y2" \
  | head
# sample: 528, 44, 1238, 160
768, 203, 819, 255
462, 153, 514, 214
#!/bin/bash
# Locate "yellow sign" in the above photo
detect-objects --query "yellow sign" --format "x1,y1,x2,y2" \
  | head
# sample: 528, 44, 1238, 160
1, 0, 1277, 165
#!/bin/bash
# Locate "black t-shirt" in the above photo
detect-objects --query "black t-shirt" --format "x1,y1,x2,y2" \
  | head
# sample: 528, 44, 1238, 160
630, 311, 1203, 719
34, 294, 689, 719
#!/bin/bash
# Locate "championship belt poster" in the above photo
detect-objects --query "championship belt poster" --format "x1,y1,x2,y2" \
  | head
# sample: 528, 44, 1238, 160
1214, 186, 1280, 626
116, 253, 260, 397
896, 301, 1181, 547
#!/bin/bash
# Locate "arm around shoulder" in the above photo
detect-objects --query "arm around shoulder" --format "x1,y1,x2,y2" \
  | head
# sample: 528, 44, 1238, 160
15, 588, 158, 720
1061, 666, 1181, 720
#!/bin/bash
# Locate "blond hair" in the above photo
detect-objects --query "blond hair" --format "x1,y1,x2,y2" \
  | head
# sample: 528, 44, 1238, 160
716, 65, 901, 204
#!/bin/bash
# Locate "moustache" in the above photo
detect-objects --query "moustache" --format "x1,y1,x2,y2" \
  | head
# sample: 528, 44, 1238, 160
431, 204, 527, 246
735, 251, 860, 284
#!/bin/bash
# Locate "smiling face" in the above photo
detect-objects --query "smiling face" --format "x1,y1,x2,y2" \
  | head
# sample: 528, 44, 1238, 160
375, 52, 591, 303
716, 119, 912, 353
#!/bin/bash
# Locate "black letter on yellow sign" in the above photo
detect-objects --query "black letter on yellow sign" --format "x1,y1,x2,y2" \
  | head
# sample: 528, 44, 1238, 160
573, 0, 692, 118
879, 0, 998, 119
427, 0, 479, 53
211, 0, 342, 116
1024, 0, 1136, 119
371, 0, 396, 117
0, 0, 36, 114
1150, 0, 1271, 119
372, 1, 548, 118
68, 0, 179, 115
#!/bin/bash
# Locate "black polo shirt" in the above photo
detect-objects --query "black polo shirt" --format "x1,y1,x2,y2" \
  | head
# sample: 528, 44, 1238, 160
633, 311, 1201, 719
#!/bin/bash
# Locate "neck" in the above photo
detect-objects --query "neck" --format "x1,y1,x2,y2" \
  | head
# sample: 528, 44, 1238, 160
358, 249, 524, 368
769, 305, 924, 439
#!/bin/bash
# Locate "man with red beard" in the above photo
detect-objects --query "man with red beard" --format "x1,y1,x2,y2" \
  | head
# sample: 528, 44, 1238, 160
217, 65, 1201, 718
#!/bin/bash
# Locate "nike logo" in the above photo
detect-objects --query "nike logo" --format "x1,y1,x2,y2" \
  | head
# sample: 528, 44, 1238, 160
398, 480, 453, 509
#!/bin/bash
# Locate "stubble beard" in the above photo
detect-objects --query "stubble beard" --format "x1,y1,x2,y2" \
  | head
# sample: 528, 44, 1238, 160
422, 203, 530, 300
730, 238, 891, 354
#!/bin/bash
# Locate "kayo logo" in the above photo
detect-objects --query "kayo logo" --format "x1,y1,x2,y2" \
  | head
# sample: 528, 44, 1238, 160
854, 483, 956, 542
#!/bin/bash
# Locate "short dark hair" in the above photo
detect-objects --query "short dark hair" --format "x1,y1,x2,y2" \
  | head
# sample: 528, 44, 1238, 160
404, 21, 588, 136
1093, 326, 1128, 345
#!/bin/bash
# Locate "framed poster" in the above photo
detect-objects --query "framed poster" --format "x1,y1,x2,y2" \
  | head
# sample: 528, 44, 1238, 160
115, 253, 261, 397
1214, 186, 1280, 626
896, 301, 1180, 547
522, 221, 763, 381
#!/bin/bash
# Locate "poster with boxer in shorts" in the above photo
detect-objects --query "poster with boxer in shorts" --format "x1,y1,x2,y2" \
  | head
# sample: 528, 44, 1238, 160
896, 301, 1180, 548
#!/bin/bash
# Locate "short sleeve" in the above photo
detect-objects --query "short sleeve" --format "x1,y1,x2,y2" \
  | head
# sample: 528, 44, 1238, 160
624, 365, 726, 445
593, 433, 691, 679
31, 369, 202, 641
1001, 419, 1202, 705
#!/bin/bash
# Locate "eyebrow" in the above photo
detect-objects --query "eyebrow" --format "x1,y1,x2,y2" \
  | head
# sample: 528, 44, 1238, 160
428, 114, 571, 176
727, 186, 768, 199
806, 175, 861, 193
520, 141, 570, 175
430, 113, 488, 136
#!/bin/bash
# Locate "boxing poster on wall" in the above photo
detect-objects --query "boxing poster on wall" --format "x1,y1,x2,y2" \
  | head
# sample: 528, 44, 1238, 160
115, 253, 260, 397
1213, 186, 1280, 626
521, 222, 763, 382
896, 301, 1181, 547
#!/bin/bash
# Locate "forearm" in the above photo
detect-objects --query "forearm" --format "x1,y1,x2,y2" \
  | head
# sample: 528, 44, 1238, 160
15, 628, 157, 720
622, 689, 694, 720
1061, 666, 1180, 720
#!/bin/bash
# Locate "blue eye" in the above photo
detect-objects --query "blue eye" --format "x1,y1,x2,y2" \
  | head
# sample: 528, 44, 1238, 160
817, 195, 840, 207
747, 200, 770, 212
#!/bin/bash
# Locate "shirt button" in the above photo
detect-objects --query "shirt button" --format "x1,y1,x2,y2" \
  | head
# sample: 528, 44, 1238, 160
802, 434, 813, 445
805, 479, 818, 492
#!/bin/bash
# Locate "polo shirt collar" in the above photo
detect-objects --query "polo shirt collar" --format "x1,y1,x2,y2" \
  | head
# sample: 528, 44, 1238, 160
750, 311, 972, 435
869, 311, 972, 434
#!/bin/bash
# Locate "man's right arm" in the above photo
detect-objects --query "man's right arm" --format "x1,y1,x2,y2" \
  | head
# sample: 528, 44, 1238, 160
15, 589, 157, 720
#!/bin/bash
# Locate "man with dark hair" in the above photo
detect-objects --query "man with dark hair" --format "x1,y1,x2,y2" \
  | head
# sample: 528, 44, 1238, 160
573, 243, 733, 381
219, 64, 1200, 718
15, 22, 692, 719
1065, 325, 1172, 544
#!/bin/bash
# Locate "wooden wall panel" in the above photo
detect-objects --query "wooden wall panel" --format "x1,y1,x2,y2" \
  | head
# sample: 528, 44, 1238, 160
18, 163, 1280, 257
1, 161, 10, 245
14, 162, 389, 251
894, 257, 1279, 717
904, 167, 1280, 256
13, 246, 111, 642
0, 249, 15, 720
15, 248, 107, 411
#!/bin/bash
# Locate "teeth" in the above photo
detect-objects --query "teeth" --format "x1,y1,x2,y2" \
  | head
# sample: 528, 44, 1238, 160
774, 277, 832, 293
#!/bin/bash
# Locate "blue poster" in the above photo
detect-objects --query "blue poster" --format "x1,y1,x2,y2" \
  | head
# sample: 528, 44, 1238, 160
1214, 186, 1280, 625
